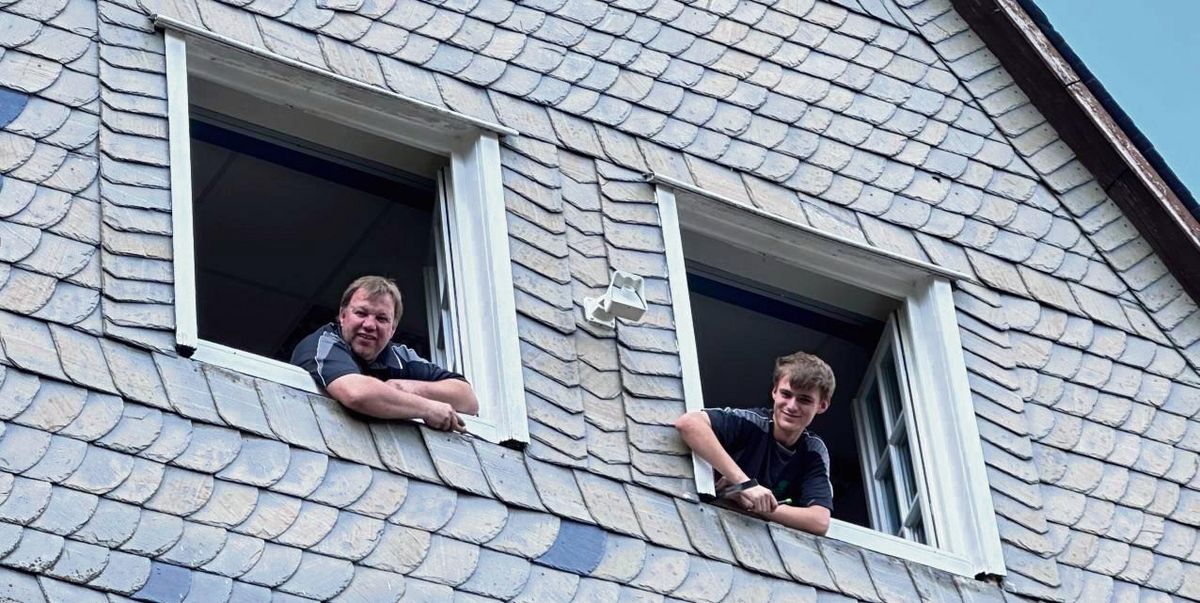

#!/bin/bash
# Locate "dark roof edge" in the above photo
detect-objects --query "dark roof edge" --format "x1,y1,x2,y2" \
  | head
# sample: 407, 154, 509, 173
950, 0, 1200, 303
1014, 0, 1199, 218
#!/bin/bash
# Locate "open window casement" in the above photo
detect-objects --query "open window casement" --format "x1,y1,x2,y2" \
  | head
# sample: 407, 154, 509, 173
160, 18, 527, 444
853, 316, 934, 546
656, 176, 1005, 577
425, 171, 464, 375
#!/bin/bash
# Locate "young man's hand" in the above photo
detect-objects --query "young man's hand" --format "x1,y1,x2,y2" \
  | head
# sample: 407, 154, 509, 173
735, 485, 779, 514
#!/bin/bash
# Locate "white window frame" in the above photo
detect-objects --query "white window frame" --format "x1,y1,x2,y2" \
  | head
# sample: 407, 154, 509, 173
160, 17, 528, 444
656, 176, 1004, 577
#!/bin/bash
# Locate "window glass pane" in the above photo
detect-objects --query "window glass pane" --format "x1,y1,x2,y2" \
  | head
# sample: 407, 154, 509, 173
864, 382, 888, 456
894, 439, 918, 501
879, 347, 904, 426
909, 523, 926, 544
880, 474, 902, 535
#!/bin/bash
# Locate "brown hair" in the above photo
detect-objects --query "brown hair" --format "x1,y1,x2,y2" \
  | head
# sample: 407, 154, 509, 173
340, 276, 403, 320
772, 351, 836, 402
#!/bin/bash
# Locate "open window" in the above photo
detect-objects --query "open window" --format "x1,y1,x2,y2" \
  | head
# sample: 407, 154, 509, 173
161, 19, 526, 443
657, 179, 1004, 577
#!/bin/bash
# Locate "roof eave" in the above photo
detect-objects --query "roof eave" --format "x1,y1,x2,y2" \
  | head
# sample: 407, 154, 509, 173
950, 0, 1200, 302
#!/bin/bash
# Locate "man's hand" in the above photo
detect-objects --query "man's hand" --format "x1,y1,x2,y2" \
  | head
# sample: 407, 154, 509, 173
423, 399, 466, 433
734, 485, 778, 514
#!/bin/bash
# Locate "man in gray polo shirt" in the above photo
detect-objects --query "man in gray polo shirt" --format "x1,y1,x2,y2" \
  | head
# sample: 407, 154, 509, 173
291, 275, 478, 432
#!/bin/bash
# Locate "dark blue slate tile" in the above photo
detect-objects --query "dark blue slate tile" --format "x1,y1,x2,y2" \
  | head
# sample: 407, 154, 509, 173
0, 88, 28, 128
133, 561, 192, 603
535, 520, 606, 575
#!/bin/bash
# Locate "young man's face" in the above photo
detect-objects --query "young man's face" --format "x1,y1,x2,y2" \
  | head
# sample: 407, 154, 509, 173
771, 377, 830, 445
338, 288, 398, 363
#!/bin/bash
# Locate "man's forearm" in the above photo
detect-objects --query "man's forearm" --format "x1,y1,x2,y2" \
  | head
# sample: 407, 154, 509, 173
392, 379, 479, 415
327, 374, 442, 420
768, 504, 831, 535
674, 412, 750, 484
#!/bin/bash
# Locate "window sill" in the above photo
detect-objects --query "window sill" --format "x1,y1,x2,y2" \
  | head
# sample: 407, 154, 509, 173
826, 519, 979, 577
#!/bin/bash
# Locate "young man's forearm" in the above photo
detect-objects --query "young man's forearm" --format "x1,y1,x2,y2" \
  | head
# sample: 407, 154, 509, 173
673, 411, 751, 483
768, 504, 831, 535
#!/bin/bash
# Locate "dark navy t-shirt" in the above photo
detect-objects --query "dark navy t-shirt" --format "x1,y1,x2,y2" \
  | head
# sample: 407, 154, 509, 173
291, 322, 465, 387
705, 407, 834, 510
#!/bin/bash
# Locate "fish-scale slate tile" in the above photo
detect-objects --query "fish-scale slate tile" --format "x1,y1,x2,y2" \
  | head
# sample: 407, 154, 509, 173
86, 548, 151, 595
0, 564, 46, 603
157, 521, 227, 569
274, 551, 355, 599
152, 354, 220, 425
712, 508, 788, 579
458, 547, 532, 600
26, 482, 94, 536
339, 469, 406, 520
817, 536, 881, 602
437, 494, 508, 545
273, 499, 339, 550
524, 457, 592, 523
98, 339, 167, 410
369, 422, 440, 483
21, 428, 85, 482
472, 439, 544, 511
306, 458, 374, 509
419, 427, 493, 497
861, 549, 921, 602
767, 523, 838, 591
267, 448, 328, 500
1, 526, 64, 574
409, 533, 480, 587
234, 489, 302, 541
573, 470, 642, 538
0, 311, 68, 382
169, 423, 239, 475
201, 366, 272, 438
118, 509, 183, 558
237, 540, 303, 589
188, 479, 258, 530
390, 479, 457, 532
200, 530, 263, 579
42, 538, 108, 584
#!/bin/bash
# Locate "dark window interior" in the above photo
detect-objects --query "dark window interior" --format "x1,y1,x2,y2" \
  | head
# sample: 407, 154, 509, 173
689, 267, 887, 528
189, 114, 438, 362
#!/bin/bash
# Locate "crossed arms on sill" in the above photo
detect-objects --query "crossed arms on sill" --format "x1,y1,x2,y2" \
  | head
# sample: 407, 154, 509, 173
326, 374, 478, 432
674, 410, 832, 536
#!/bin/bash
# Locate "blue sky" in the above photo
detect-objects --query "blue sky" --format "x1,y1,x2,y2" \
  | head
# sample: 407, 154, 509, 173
1032, 0, 1200, 200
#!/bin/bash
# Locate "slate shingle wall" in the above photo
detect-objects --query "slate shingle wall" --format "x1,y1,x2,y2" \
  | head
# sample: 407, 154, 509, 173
0, 0, 1197, 600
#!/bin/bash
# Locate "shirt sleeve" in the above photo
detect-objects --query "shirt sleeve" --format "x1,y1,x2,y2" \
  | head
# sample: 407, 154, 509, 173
703, 408, 755, 452
792, 439, 834, 511
291, 330, 363, 388
392, 346, 467, 382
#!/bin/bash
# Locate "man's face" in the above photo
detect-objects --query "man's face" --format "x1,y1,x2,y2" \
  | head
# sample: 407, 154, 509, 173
771, 377, 830, 444
338, 288, 398, 363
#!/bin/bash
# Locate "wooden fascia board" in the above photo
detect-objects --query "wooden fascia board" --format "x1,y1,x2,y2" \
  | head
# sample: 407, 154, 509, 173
950, 0, 1200, 301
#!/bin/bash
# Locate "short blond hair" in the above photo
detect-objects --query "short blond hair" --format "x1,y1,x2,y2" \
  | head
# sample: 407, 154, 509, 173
340, 276, 403, 319
773, 351, 835, 402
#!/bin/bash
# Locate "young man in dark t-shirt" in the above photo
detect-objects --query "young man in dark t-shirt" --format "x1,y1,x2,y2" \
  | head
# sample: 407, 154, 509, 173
291, 276, 478, 432
675, 351, 835, 535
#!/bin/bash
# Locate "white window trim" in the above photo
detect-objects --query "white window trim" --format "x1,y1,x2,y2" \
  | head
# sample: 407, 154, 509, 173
655, 176, 1004, 577
161, 19, 528, 444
